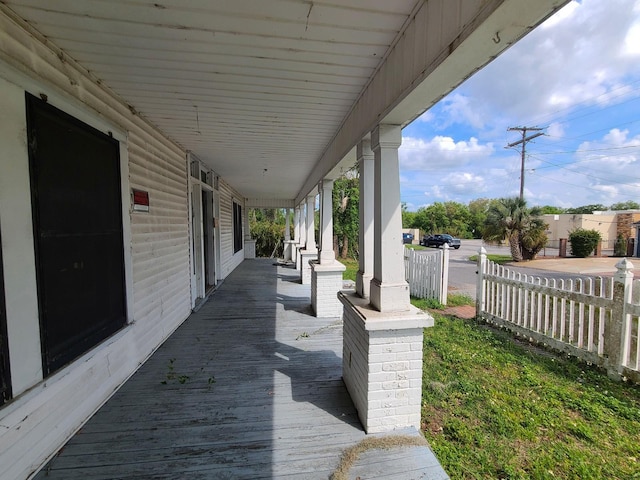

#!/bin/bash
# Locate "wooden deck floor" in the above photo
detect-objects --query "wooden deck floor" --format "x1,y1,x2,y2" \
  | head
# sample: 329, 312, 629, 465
35, 259, 447, 479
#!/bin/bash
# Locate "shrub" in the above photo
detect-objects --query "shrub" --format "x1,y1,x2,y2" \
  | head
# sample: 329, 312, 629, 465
568, 228, 601, 258
251, 220, 285, 257
614, 234, 627, 257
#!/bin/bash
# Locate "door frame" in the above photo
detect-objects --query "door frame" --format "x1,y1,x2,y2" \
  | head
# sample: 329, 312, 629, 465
188, 154, 219, 308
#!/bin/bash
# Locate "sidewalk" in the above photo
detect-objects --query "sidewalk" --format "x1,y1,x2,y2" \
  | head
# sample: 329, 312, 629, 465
507, 256, 638, 277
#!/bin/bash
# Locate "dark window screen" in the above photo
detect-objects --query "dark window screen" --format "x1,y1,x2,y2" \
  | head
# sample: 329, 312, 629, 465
26, 93, 127, 375
233, 202, 242, 253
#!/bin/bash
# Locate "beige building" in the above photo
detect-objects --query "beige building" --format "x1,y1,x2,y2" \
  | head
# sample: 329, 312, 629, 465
544, 211, 640, 252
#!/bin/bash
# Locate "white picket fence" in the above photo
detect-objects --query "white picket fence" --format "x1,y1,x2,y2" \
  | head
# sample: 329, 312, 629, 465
404, 246, 449, 305
476, 248, 640, 383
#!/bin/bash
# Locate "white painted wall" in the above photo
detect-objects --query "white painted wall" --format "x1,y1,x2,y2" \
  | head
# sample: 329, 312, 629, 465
219, 179, 245, 278
0, 76, 42, 395
0, 11, 246, 478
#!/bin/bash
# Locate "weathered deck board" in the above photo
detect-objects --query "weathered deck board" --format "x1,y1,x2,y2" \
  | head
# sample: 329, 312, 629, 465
35, 259, 447, 479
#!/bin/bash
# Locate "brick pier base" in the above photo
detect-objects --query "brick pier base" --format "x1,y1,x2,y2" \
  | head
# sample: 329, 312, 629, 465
310, 260, 345, 317
338, 291, 433, 433
299, 249, 317, 284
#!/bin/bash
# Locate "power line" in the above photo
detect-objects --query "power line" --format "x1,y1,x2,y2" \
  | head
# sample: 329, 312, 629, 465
506, 126, 545, 199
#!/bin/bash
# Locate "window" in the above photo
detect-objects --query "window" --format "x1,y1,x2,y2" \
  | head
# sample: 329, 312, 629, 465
26, 93, 127, 375
233, 201, 242, 253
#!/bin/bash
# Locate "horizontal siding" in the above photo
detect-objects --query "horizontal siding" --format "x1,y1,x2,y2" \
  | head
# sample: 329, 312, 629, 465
0, 10, 193, 480
127, 137, 191, 328
219, 178, 244, 278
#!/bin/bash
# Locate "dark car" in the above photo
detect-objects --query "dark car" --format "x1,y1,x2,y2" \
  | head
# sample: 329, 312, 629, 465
402, 232, 414, 244
420, 233, 461, 249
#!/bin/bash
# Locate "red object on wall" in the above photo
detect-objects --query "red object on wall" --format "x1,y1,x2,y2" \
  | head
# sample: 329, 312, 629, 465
132, 189, 149, 212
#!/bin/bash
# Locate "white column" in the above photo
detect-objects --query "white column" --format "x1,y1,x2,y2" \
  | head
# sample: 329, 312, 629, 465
305, 194, 316, 250
356, 138, 374, 298
370, 124, 410, 312
311, 178, 345, 317
283, 207, 293, 261
300, 203, 307, 246
339, 126, 432, 433
294, 205, 301, 243
243, 204, 256, 259
300, 194, 318, 284
296, 203, 306, 271
319, 179, 335, 264
284, 208, 291, 242
244, 205, 251, 240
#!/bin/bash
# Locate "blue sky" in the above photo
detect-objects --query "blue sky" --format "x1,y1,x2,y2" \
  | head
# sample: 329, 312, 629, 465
399, 0, 640, 211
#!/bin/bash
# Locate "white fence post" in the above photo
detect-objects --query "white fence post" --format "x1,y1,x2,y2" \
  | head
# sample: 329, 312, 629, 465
476, 247, 487, 315
608, 258, 634, 377
441, 244, 449, 305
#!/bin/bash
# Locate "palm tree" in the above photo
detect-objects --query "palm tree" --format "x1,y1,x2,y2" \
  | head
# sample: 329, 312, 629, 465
483, 197, 546, 262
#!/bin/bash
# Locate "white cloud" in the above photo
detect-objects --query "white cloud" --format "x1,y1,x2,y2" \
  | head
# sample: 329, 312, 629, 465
399, 136, 494, 171
440, 94, 487, 129
527, 128, 640, 206
455, 0, 640, 125
416, 109, 435, 123
547, 122, 565, 139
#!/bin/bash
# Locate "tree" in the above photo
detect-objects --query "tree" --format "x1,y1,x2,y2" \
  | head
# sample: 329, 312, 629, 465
482, 197, 548, 262
410, 201, 473, 238
468, 198, 490, 238
250, 208, 286, 257
565, 204, 606, 214
609, 200, 640, 211
539, 205, 565, 214
333, 174, 359, 259
402, 203, 416, 229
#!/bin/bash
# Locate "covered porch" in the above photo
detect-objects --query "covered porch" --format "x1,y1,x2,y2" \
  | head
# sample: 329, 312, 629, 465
0, 2, 571, 477
34, 259, 446, 479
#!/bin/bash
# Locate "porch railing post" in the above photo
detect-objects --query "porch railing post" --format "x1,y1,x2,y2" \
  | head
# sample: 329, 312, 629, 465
476, 247, 487, 316
607, 258, 634, 377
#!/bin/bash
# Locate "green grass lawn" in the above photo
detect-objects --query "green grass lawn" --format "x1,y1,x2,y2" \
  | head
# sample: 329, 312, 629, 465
339, 256, 639, 477
421, 312, 640, 479
405, 244, 428, 251
338, 257, 358, 282
469, 253, 513, 264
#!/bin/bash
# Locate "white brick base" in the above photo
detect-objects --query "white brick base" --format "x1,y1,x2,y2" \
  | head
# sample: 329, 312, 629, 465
244, 239, 256, 259
311, 260, 346, 317
299, 249, 317, 284
338, 291, 433, 433
283, 240, 296, 262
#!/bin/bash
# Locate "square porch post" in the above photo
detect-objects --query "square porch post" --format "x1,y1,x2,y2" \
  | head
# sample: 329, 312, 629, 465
244, 204, 256, 259
311, 178, 345, 317
299, 193, 318, 284
283, 207, 295, 262
295, 203, 306, 271
339, 124, 432, 434
356, 138, 374, 299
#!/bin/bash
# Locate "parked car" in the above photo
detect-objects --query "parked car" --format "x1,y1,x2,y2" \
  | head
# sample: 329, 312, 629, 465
420, 233, 461, 249
402, 232, 414, 244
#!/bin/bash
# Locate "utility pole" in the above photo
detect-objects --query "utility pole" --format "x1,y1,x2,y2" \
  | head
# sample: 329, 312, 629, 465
506, 126, 545, 200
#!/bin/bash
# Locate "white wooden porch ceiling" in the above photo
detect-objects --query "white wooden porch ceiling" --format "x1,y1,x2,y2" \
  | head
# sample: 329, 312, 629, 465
2, 0, 567, 204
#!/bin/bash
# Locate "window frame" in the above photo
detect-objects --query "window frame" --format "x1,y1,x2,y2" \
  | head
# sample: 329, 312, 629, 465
233, 201, 243, 254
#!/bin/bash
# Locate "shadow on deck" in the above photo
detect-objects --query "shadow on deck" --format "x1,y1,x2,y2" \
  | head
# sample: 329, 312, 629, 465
35, 259, 447, 479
